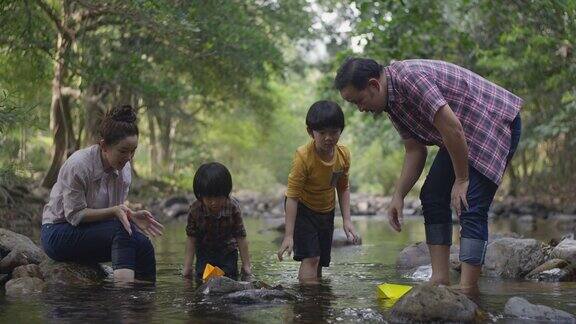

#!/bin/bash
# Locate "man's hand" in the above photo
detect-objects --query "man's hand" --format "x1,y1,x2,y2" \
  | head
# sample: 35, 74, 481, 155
277, 236, 294, 261
451, 178, 469, 217
388, 195, 404, 232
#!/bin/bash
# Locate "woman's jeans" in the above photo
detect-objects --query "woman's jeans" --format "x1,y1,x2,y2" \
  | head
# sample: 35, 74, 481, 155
420, 114, 522, 266
41, 219, 156, 281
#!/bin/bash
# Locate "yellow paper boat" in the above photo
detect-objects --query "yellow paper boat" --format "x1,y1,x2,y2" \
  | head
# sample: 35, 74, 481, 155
202, 263, 225, 281
377, 283, 412, 299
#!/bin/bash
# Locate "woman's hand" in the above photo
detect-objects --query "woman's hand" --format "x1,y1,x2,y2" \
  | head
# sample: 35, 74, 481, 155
130, 210, 165, 237
114, 205, 132, 235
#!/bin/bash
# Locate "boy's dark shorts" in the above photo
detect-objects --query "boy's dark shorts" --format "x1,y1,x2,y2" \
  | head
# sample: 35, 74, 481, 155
293, 202, 335, 267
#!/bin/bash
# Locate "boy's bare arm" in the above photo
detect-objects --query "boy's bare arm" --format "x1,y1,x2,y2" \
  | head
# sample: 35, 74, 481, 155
277, 197, 298, 260
337, 187, 359, 244
237, 237, 252, 274
183, 236, 196, 278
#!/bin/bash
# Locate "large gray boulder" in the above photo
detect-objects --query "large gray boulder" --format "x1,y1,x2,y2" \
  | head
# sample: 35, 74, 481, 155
0, 228, 46, 272
504, 297, 576, 323
5, 277, 46, 296
552, 239, 576, 264
39, 259, 109, 285
483, 238, 548, 278
389, 284, 482, 323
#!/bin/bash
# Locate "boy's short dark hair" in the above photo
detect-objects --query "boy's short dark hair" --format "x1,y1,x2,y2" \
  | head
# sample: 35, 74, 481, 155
334, 57, 383, 91
306, 100, 345, 132
193, 162, 232, 199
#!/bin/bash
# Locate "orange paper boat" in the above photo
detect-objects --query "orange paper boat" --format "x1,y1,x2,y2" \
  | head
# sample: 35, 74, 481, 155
202, 263, 225, 281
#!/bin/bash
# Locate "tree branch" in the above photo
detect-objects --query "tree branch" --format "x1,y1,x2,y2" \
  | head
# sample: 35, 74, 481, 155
34, 0, 72, 38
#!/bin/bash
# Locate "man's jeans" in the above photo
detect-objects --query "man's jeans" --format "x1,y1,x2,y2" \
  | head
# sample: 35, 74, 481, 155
419, 114, 521, 266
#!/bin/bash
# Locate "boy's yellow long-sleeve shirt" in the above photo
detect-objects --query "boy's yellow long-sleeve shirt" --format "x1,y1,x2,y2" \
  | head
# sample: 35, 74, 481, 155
285, 141, 350, 213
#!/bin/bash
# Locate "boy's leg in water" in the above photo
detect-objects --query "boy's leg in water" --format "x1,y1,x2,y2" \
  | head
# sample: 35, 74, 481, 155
299, 257, 320, 283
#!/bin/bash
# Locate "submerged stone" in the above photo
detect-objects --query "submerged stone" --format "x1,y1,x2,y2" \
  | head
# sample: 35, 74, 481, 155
221, 288, 300, 304
12, 264, 43, 280
196, 276, 253, 296
504, 297, 576, 323
5, 277, 46, 296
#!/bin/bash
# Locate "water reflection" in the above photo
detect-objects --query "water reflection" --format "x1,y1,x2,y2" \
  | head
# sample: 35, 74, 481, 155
41, 282, 157, 323
1, 216, 575, 323
291, 280, 336, 323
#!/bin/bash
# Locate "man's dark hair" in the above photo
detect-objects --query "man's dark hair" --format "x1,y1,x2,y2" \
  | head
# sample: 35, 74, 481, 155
193, 162, 233, 199
306, 100, 345, 132
334, 57, 383, 90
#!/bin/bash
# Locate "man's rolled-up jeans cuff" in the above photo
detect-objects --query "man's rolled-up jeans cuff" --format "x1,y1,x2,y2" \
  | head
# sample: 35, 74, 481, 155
459, 237, 488, 266
425, 223, 453, 245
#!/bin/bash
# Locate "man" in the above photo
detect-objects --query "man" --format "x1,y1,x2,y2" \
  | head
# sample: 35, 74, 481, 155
335, 58, 522, 293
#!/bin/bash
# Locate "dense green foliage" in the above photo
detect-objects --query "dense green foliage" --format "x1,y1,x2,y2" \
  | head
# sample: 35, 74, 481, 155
1, 1, 575, 203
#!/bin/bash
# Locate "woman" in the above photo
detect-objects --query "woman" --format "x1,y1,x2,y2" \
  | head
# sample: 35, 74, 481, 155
41, 105, 164, 283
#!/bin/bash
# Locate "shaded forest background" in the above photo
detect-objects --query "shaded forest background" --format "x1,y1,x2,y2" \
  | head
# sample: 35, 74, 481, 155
1, 0, 575, 207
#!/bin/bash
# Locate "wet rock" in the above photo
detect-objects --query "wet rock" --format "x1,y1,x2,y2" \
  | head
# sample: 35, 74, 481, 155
12, 264, 43, 279
389, 284, 482, 323
357, 201, 369, 214
0, 273, 9, 286
396, 242, 458, 271
332, 228, 362, 247
5, 277, 46, 296
504, 297, 576, 323
488, 232, 522, 242
483, 238, 548, 278
552, 238, 576, 264
221, 288, 300, 304
549, 214, 576, 231
39, 259, 109, 285
0, 228, 46, 272
163, 196, 190, 219
406, 264, 432, 281
196, 276, 253, 296
264, 218, 285, 232
396, 242, 430, 271
526, 259, 576, 281
341, 308, 385, 322
449, 245, 461, 272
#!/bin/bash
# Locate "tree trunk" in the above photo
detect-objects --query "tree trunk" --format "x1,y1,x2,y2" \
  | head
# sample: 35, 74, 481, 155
147, 108, 159, 172
42, 33, 73, 188
83, 84, 105, 146
155, 112, 173, 173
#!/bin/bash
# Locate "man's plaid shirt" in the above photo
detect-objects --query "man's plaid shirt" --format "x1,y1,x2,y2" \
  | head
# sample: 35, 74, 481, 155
384, 59, 523, 184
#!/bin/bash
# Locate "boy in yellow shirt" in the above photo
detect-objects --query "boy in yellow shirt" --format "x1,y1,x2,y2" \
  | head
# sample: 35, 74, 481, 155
277, 100, 359, 282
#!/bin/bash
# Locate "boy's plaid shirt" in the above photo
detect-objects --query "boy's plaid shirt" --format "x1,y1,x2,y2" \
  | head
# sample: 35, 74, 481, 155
384, 60, 523, 184
186, 197, 246, 254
